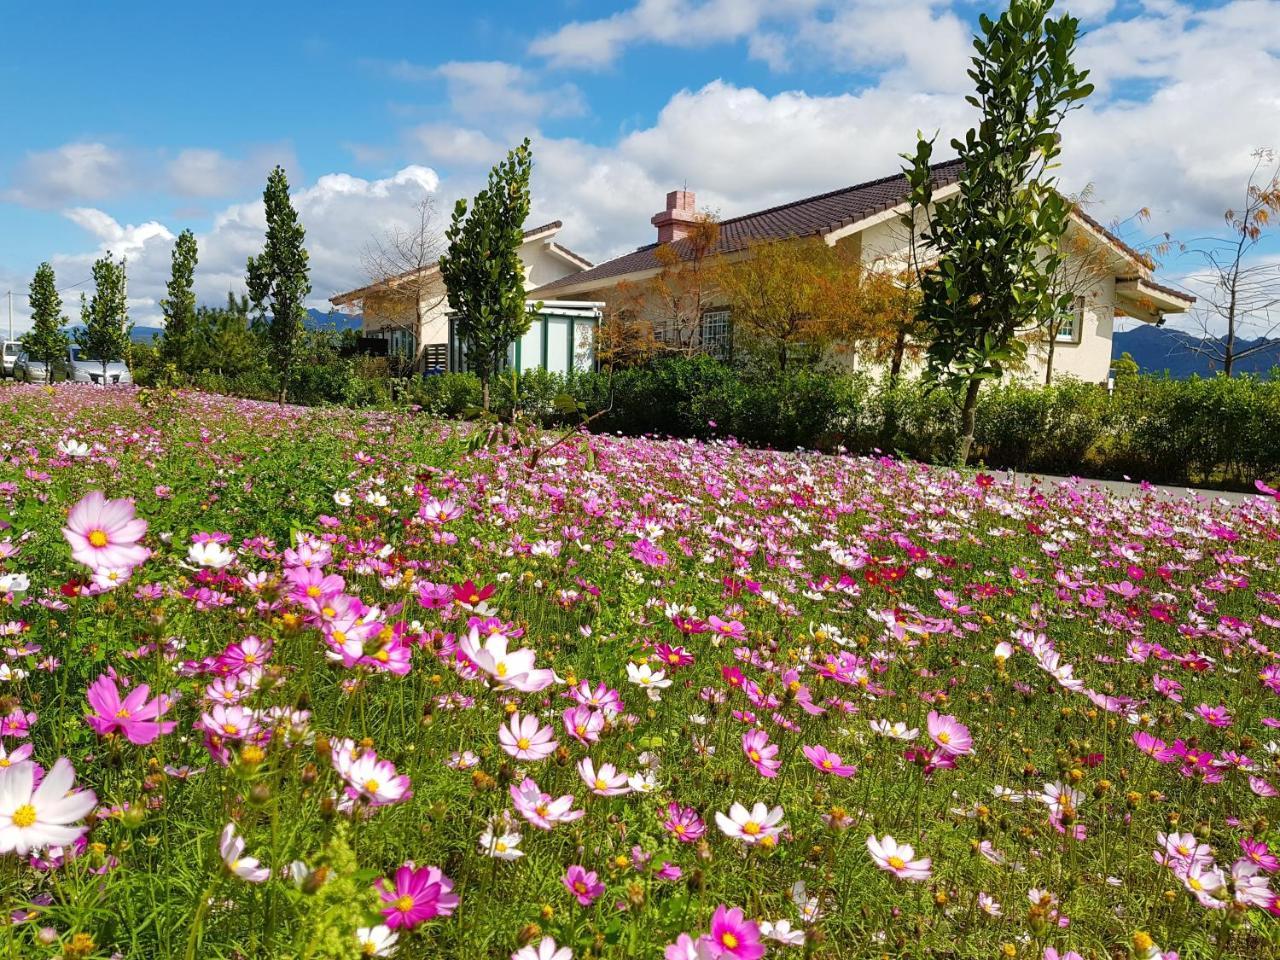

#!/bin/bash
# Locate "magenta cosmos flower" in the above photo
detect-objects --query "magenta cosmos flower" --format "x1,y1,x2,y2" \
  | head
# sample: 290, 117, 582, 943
562, 864, 605, 906
742, 730, 781, 778
510, 777, 585, 830
867, 834, 932, 880
663, 803, 705, 843
376, 864, 459, 929
801, 744, 857, 778
708, 905, 765, 960
926, 710, 973, 756
84, 674, 176, 746
62, 491, 149, 572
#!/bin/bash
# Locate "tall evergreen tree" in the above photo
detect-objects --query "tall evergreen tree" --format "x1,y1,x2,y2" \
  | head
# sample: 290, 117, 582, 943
902, 0, 1093, 464
159, 229, 199, 372
75, 254, 132, 381
438, 139, 536, 412
246, 166, 310, 403
20, 262, 70, 381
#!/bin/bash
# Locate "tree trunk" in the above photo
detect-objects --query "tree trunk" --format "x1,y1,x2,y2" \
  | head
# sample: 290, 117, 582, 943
956, 377, 982, 466
889, 328, 906, 382
1044, 332, 1056, 385
481, 375, 490, 413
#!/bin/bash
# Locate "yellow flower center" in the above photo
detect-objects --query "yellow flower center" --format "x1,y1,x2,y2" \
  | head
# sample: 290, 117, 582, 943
394, 895, 415, 912
321, 606, 336, 618
722, 933, 739, 949
12, 803, 36, 828
674, 824, 686, 834
88, 530, 109, 548
115, 708, 131, 718
364, 779, 380, 794
822, 759, 833, 769
574, 881, 587, 894
1188, 876, 1203, 891
495, 663, 508, 677
937, 731, 951, 744
306, 585, 322, 597
242, 653, 257, 664
535, 804, 549, 818
888, 855, 906, 870
743, 821, 761, 835
517, 737, 531, 750
595, 778, 608, 790
222, 723, 239, 735
749, 750, 761, 762
494, 841, 508, 852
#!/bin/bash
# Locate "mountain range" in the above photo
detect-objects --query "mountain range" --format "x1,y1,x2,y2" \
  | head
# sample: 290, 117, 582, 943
1112, 325, 1280, 379
125, 308, 361, 344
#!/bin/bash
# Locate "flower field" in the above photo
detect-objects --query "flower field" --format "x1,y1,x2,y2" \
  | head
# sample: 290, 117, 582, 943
0, 384, 1278, 960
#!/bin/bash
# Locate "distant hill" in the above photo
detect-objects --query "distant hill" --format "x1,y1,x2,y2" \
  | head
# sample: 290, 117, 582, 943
1112, 325, 1280, 379
97, 308, 361, 345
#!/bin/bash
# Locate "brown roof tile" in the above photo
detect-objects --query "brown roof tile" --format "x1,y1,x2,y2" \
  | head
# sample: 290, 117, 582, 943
532, 160, 966, 294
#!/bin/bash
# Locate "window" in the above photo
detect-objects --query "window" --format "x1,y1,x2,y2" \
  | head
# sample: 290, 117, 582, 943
1056, 297, 1085, 343
700, 309, 731, 359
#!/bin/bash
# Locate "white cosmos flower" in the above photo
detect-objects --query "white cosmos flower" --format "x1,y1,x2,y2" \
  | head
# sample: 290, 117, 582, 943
57, 439, 90, 458
478, 826, 524, 860
219, 822, 269, 883
869, 720, 919, 741
187, 541, 236, 569
0, 573, 30, 595
333, 490, 353, 507
355, 924, 398, 957
0, 759, 96, 855
759, 919, 805, 946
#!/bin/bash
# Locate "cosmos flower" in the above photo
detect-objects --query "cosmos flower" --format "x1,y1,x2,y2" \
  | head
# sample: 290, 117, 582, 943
626, 663, 672, 700
715, 802, 786, 846
499, 713, 559, 762
742, 729, 781, 778
563, 705, 604, 745
577, 758, 631, 797
663, 803, 706, 843
512, 937, 572, 960
867, 835, 932, 880
801, 744, 857, 778
708, 905, 765, 960
478, 824, 524, 860
219, 822, 269, 883
375, 864, 459, 928
870, 719, 918, 741
562, 864, 605, 906
510, 777, 585, 830
355, 925, 398, 957
0, 759, 96, 856
335, 751, 412, 807
84, 674, 176, 745
61, 491, 149, 572
187, 540, 237, 569
926, 711, 973, 756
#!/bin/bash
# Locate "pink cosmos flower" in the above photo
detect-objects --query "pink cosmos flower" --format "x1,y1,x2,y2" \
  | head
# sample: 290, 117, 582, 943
335, 751, 412, 807
801, 744, 857, 778
663, 803, 705, 843
708, 905, 765, 960
1195, 704, 1233, 728
563, 705, 604, 746
577, 758, 631, 797
510, 777, 585, 830
926, 710, 973, 756
219, 822, 269, 883
61, 491, 149, 572
376, 864, 459, 929
1133, 731, 1177, 762
562, 864, 605, 906
1241, 838, 1280, 872
499, 713, 558, 762
741, 729, 780, 778
707, 616, 747, 641
867, 834, 932, 880
84, 674, 176, 746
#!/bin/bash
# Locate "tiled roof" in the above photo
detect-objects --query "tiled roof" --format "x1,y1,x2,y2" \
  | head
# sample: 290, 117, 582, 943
532, 160, 966, 294
331, 220, 586, 305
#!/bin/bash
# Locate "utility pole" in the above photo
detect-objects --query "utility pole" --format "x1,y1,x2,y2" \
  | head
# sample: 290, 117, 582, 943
6, 290, 11, 341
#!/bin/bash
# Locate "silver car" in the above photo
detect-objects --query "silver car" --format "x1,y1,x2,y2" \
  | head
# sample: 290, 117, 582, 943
68, 345, 132, 385
13, 350, 53, 383
1, 341, 18, 378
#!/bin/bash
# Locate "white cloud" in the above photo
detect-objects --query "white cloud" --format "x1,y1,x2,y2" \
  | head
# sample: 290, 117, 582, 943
408, 124, 505, 166
435, 60, 587, 120
4, 142, 133, 208
166, 145, 298, 199
529, 0, 822, 69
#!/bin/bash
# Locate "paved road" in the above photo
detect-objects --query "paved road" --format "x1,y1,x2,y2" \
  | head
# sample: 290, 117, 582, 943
1006, 472, 1257, 505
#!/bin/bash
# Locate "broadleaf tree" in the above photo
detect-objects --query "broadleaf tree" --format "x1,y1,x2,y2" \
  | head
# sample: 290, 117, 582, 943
158, 229, 199, 373
247, 166, 311, 403
20, 262, 70, 382
75, 254, 132, 382
437, 139, 537, 412
902, 0, 1093, 464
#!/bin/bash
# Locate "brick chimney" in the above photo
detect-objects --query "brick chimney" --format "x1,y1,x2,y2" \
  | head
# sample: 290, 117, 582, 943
651, 189, 697, 244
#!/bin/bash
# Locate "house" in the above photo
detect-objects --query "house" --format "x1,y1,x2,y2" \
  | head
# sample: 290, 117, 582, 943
529, 160, 1195, 384
330, 220, 593, 372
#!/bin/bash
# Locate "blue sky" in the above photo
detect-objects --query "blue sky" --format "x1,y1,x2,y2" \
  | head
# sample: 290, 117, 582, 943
1, 0, 1277, 336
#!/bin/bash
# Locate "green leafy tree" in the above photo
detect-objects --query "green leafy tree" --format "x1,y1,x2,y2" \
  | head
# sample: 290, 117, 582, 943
902, 0, 1093, 464
159, 229, 199, 372
247, 166, 310, 403
75, 254, 132, 381
438, 139, 537, 412
20, 262, 70, 381
189, 294, 261, 376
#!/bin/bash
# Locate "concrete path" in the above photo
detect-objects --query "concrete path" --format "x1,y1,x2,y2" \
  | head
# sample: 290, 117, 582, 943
1006, 472, 1258, 506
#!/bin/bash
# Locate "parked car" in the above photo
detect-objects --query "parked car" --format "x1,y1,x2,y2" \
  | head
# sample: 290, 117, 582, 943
13, 350, 53, 383
1, 341, 18, 378
67, 345, 132, 385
